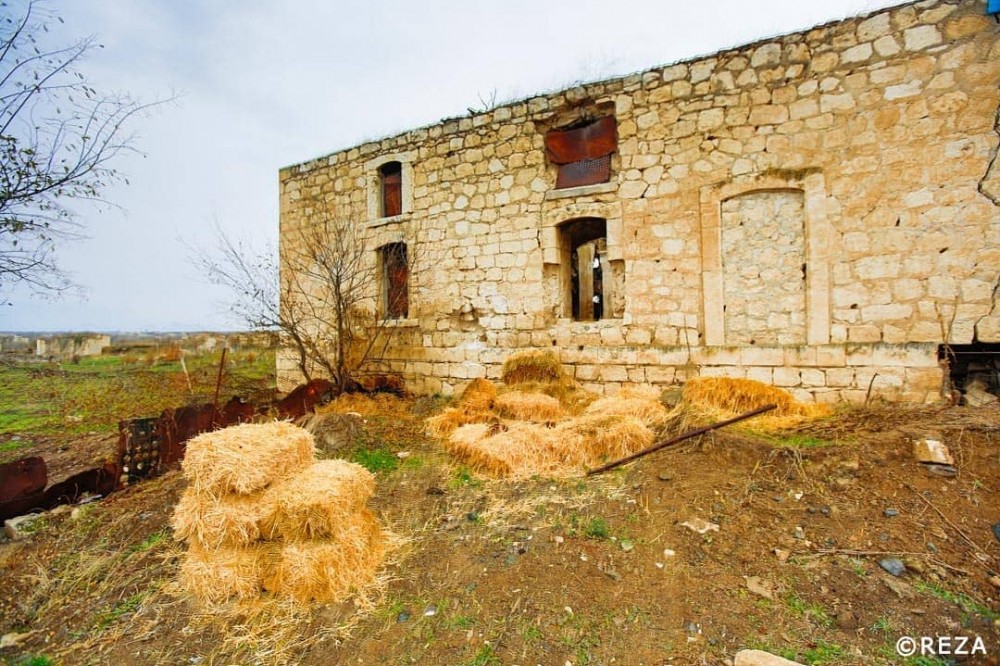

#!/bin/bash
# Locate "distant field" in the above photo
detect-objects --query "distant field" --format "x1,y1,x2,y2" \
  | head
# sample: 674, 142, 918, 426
0, 348, 276, 444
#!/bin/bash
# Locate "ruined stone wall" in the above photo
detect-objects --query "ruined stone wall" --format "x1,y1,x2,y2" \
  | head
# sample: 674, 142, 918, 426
279, 0, 1000, 403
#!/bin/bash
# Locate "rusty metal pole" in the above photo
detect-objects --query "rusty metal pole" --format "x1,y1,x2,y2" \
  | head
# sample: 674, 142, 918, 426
211, 347, 228, 427
586, 403, 777, 476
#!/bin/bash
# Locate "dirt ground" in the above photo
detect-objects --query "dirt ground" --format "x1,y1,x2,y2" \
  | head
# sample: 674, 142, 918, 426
1, 397, 998, 666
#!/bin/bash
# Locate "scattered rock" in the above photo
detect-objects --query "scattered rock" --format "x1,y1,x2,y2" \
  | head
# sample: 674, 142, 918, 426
3, 513, 43, 540
925, 464, 958, 477
745, 576, 776, 600
988, 575, 1000, 589
657, 473, 673, 482
734, 649, 805, 665
792, 526, 805, 540
0, 631, 33, 649
882, 575, 915, 599
883, 508, 899, 517
681, 517, 720, 534
879, 558, 906, 577
992, 524, 1000, 543
774, 548, 790, 562
426, 486, 445, 495
423, 605, 437, 617
903, 557, 926, 574
663, 548, 676, 558
396, 451, 411, 459
553, 535, 564, 544
819, 505, 832, 516
396, 610, 411, 623
964, 377, 998, 407
835, 610, 858, 631
620, 539, 634, 553
466, 511, 480, 522
913, 438, 954, 465
601, 567, 621, 582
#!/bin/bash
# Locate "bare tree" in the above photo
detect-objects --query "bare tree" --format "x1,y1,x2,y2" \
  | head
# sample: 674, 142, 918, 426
193, 218, 417, 394
1, 0, 158, 297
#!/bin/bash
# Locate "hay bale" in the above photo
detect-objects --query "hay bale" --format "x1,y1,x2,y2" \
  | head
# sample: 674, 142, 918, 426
179, 543, 276, 604
263, 521, 386, 603
445, 422, 585, 479
583, 386, 670, 426
259, 460, 376, 541
495, 391, 565, 423
559, 413, 655, 461
459, 378, 497, 412
501, 350, 563, 385
679, 377, 832, 431
182, 421, 315, 495
171, 487, 265, 549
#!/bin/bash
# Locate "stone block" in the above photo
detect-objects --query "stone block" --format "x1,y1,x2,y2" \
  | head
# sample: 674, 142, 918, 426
740, 347, 784, 366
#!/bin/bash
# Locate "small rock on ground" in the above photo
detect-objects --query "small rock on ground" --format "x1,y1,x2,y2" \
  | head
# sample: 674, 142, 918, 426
879, 557, 906, 577
734, 649, 805, 665
681, 517, 720, 534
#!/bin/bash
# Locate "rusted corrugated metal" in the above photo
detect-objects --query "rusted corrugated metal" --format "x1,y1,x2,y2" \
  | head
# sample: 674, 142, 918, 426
545, 116, 617, 164
0, 456, 47, 502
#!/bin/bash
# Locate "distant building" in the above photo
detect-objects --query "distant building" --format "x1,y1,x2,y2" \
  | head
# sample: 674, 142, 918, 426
36, 334, 111, 359
0, 335, 32, 353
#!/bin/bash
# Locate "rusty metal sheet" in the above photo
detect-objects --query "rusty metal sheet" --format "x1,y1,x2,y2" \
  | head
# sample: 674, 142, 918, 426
555, 154, 611, 189
119, 416, 161, 482
545, 116, 617, 164
275, 379, 334, 419
44, 463, 120, 506
0, 492, 47, 521
0, 456, 47, 503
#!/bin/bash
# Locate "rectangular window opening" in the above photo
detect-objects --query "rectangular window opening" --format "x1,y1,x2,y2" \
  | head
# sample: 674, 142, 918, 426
381, 242, 409, 319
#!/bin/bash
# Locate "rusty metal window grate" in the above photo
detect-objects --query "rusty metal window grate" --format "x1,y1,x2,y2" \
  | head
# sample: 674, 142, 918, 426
380, 161, 402, 217
556, 154, 612, 189
382, 242, 409, 319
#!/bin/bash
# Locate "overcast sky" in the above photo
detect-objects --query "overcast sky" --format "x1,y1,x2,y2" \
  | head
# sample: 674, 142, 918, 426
3, 0, 903, 332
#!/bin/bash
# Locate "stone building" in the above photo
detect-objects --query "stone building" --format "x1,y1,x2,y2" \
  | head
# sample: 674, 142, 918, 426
278, 0, 1000, 403
36, 334, 111, 359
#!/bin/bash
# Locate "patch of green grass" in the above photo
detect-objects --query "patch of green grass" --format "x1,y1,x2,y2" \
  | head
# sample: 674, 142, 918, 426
94, 592, 145, 630
913, 580, 999, 622
872, 615, 894, 633
795, 640, 845, 665
128, 528, 168, 554
769, 434, 833, 448
520, 622, 543, 642
351, 447, 399, 473
784, 592, 833, 628
11, 655, 54, 666
848, 557, 868, 577
463, 644, 500, 666
449, 465, 481, 489
583, 516, 609, 540
447, 614, 474, 630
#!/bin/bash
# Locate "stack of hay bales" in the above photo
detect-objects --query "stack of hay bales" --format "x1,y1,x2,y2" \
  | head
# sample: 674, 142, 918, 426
171, 421, 387, 604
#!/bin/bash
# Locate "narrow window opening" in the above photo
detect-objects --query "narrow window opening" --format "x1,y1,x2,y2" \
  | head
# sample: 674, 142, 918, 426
559, 218, 609, 322
381, 242, 408, 319
380, 161, 402, 217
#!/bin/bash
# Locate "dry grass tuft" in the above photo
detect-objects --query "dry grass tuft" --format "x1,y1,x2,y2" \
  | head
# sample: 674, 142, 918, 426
318, 392, 410, 418
178, 543, 277, 604
181, 422, 315, 495
171, 487, 265, 549
259, 460, 376, 541
672, 377, 832, 432
495, 391, 565, 423
501, 349, 564, 385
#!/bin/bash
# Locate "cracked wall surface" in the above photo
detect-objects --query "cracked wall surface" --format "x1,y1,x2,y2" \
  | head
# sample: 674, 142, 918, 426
279, 0, 1000, 403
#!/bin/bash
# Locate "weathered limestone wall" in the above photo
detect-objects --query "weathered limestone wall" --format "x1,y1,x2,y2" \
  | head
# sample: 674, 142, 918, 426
278, 0, 1000, 403
36, 334, 111, 358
